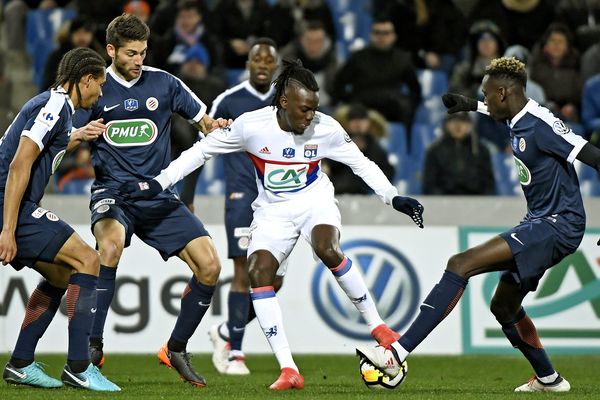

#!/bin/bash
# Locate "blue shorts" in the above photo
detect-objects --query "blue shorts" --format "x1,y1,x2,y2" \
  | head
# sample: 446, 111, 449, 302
1, 201, 74, 271
224, 190, 255, 259
90, 188, 209, 260
499, 213, 584, 292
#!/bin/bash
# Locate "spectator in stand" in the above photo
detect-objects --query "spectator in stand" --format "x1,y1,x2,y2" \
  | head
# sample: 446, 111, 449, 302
423, 112, 495, 195
530, 23, 582, 122
280, 20, 337, 109
171, 44, 228, 211
56, 145, 95, 192
42, 17, 106, 91
332, 16, 421, 127
580, 35, 600, 82
554, 0, 600, 53
581, 73, 600, 141
149, 0, 212, 37
156, 0, 223, 75
212, 0, 272, 69
323, 103, 394, 195
467, 0, 554, 50
124, 0, 152, 23
264, 0, 336, 48
450, 20, 505, 98
373, 0, 467, 74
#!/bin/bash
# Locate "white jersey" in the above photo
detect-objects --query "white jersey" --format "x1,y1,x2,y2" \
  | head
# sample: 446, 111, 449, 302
156, 106, 398, 205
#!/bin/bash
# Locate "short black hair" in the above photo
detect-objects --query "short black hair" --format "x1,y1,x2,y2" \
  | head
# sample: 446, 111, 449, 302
52, 47, 105, 104
485, 57, 527, 87
251, 37, 277, 50
106, 14, 150, 49
271, 59, 319, 109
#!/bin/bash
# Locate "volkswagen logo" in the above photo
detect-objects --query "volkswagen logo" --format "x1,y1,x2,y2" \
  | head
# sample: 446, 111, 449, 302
311, 239, 420, 340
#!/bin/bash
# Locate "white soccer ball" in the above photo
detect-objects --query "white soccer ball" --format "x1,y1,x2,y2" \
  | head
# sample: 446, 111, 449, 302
358, 355, 408, 389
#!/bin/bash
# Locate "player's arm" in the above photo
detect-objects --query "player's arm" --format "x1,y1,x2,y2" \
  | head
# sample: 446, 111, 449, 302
442, 93, 489, 116
576, 143, 600, 172
193, 114, 232, 136
120, 124, 245, 200
327, 129, 424, 228
0, 137, 39, 264
67, 118, 106, 152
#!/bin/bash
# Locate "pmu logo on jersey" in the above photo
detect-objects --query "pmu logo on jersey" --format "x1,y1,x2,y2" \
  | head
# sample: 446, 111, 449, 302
311, 240, 420, 340
104, 118, 158, 147
462, 228, 600, 353
282, 147, 295, 158
124, 98, 139, 111
304, 144, 318, 159
264, 162, 308, 192
513, 155, 531, 185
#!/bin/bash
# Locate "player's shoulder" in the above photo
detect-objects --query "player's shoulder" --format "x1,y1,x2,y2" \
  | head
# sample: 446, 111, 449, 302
523, 100, 563, 133
237, 105, 275, 123
314, 111, 343, 134
212, 82, 248, 108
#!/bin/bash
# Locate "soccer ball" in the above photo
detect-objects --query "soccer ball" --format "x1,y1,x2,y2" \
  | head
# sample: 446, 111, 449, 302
358, 355, 407, 389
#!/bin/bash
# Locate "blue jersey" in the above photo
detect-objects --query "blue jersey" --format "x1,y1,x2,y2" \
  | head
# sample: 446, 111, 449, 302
509, 100, 587, 220
209, 81, 274, 193
74, 65, 206, 190
0, 88, 74, 204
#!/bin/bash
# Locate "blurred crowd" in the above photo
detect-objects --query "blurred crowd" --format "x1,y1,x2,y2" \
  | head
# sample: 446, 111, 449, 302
2, 0, 600, 196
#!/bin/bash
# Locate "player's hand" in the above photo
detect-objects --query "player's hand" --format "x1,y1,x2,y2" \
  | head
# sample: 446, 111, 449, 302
442, 93, 477, 114
597, 237, 600, 246
72, 118, 106, 142
119, 179, 163, 200
0, 230, 17, 265
392, 196, 424, 228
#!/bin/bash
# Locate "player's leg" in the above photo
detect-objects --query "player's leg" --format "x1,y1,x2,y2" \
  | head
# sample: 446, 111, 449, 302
50, 233, 120, 391
3, 263, 70, 388
490, 276, 568, 392
248, 249, 303, 390
359, 235, 514, 371
156, 235, 220, 387
311, 224, 398, 347
89, 217, 126, 368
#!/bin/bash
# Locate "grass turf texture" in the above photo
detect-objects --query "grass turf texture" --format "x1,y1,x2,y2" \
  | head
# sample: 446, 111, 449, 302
1, 354, 599, 399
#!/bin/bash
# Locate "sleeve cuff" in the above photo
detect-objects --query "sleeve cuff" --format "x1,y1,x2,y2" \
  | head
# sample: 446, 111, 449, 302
384, 186, 399, 205
154, 173, 172, 190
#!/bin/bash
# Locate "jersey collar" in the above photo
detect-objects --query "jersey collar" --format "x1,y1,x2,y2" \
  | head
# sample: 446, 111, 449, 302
243, 80, 275, 101
52, 85, 75, 113
107, 64, 142, 88
509, 98, 537, 129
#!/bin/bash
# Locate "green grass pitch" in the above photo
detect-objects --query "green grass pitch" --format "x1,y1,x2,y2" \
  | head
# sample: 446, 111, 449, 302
1, 353, 599, 399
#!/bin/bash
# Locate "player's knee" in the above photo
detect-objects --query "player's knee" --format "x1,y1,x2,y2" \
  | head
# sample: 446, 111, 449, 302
446, 253, 468, 276
314, 242, 342, 267
97, 237, 124, 266
193, 256, 220, 285
46, 267, 72, 289
490, 296, 519, 322
74, 247, 101, 276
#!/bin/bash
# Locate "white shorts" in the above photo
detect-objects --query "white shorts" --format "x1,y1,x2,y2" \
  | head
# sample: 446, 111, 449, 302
247, 185, 341, 276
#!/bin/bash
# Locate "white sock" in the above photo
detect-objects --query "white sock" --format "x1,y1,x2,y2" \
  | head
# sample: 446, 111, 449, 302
538, 371, 559, 384
251, 287, 298, 371
331, 257, 384, 330
391, 341, 410, 363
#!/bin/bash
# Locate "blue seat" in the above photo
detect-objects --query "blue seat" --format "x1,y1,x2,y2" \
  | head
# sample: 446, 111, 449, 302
410, 123, 437, 164
59, 179, 92, 194
491, 153, 521, 196
417, 69, 449, 99
226, 69, 246, 87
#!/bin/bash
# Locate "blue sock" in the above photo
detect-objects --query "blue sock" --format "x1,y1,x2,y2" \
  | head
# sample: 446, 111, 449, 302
91, 265, 116, 340
12, 281, 65, 363
170, 278, 215, 346
500, 307, 554, 377
246, 294, 256, 323
66, 273, 98, 366
227, 291, 250, 352
399, 270, 467, 352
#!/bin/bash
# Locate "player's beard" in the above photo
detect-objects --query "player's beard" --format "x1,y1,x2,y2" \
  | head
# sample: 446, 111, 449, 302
114, 60, 139, 81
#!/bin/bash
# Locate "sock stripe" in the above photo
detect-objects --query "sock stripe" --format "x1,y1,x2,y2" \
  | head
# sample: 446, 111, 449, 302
66, 284, 80, 321
182, 284, 192, 299
21, 290, 51, 330
329, 257, 351, 276
442, 287, 464, 319
515, 314, 544, 349
251, 286, 275, 300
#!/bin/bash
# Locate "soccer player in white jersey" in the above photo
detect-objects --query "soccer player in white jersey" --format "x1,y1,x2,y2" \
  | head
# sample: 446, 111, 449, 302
121, 59, 425, 390
72, 15, 228, 387
358, 57, 600, 393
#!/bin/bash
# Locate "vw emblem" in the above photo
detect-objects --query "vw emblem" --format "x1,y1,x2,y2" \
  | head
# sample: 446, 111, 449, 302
311, 239, 420, 340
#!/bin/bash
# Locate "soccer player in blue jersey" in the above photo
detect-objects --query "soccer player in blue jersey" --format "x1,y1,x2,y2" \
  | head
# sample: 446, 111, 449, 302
1, 47, 120, 392
358, 57, 600, 392
72, 14, 228, 387
207, 37, 280, 376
